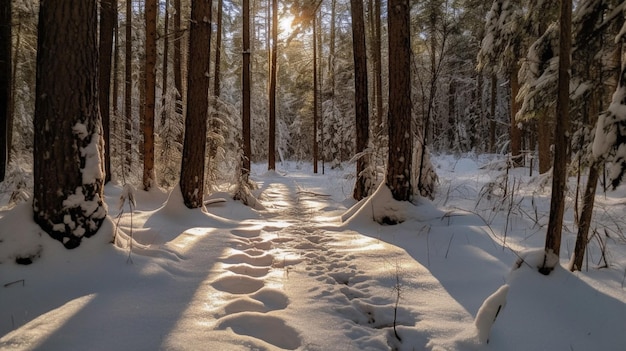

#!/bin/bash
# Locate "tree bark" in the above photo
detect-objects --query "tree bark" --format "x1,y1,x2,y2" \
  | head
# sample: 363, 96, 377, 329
350, 0, 370, 200
125, 0, 133, 174
174, 0, 183, 118
537, 110, 551, 174
180, 0, 212, 208
268, 0, 277, 170
0, 0, 10, 182
161, 0, 170, 127
99, 0, 116, 184
144, 0, 157, 190
242, 0, 251, 178
541, 0, 571, 274
313, 15, 319, 174
33, 0, 106, 249
214, 0, 223, 98
386, 0, 412, 203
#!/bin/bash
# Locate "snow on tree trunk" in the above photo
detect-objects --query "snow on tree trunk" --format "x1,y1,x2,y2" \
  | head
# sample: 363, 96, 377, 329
33, 0, 106, 249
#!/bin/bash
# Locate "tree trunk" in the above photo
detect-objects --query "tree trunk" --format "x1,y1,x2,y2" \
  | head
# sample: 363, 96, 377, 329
8, 21, 20, 165
214, 0, 223, 98
510, 65, 523, 167
448, 76, 456, 151
180, 0, 212, 209
242, 0, 251, 178
268, 0, 277, 170
541, 0, 571, 275
0, 0, 10, 182
99, 0, 116, 184
161, 0, 170, 127
174, 0, 183, 118
33, 0, 106, 249
386, 0, 412, 203
144, 0, 157, 190
125, 0, 133, 175
350, 0, 370, 201
313, 15, 319, 174
374, 0, 383, 132
537, 110, 551, 174
112, 19, 120, 161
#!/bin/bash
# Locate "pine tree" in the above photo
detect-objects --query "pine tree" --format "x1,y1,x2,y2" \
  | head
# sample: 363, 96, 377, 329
386, 0, 412, 203
143, 0, 157, 190
350, 0, 371, 201
33, 0, 106, 249
477, 0, 524, 166
180, 0, 212, 208
540, 0, 571, 275
0, 0, 10, 182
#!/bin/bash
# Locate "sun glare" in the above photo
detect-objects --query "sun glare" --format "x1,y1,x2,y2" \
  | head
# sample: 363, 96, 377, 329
279, 15, 294, 36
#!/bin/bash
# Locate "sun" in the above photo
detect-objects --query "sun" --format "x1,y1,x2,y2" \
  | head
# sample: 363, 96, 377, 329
279, 14, 295, 36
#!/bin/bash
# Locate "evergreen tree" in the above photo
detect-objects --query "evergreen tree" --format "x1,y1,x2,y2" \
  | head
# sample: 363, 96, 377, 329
180, 0, 212, 208
0, 0, 10, 182
33, 0, 106, 249
386, 0, 412, 204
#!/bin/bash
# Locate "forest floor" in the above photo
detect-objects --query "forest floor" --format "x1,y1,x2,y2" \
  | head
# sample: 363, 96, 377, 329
0, 155, 625, 350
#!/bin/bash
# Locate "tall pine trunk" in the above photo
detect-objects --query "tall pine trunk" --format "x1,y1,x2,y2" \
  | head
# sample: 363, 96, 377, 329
33, 0, 106, 249
161, 0, 170, 127
242, 0, 251, 177
174, 0, 183, 119
180, 0, 212, 208
313, 15, 319, 174
386, 0, 412, 203
214, 0, 223, 98
540, 0, 571, 274
125, 0, 133, 175
350, 0, 370, 201
0, 0, 10, 182
144, 0, 157, 190
268, 0, 277, 170
99, 0, 116, 184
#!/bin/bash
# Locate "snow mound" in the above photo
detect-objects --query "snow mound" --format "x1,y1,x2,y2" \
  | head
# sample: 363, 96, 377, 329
475, 284, 509, 343
341, 182, 444, 227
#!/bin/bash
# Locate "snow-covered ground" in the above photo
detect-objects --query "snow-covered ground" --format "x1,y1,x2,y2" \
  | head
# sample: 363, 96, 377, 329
1, 155, 625, 350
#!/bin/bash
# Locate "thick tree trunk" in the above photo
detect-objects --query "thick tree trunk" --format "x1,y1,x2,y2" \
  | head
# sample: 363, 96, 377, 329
99, 0, 116, 184
144, 0, 157, 190
180, 0, 212, 208
350, 0, 370, 200
386, 0, 412, 203
268, 0, 277, 170
0, 0, 10, 182
242, 0, 251, 178
33, 0, 106, 249
541, 0, 571, 274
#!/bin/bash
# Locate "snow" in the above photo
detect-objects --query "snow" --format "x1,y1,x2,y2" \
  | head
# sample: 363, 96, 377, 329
1, 157, 626, 350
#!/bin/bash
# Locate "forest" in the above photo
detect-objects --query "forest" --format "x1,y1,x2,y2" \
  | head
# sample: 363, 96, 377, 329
1, 0, 626, 350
